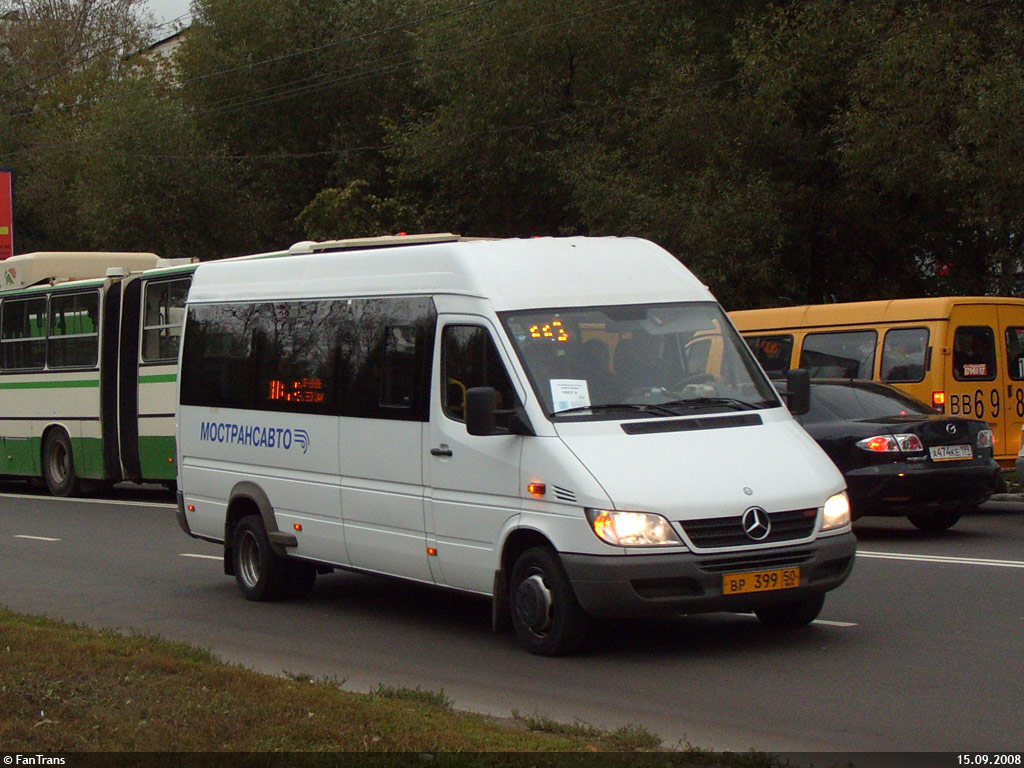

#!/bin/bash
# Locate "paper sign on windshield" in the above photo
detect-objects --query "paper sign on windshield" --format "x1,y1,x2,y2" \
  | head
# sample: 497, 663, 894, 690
551, 379, 591, 411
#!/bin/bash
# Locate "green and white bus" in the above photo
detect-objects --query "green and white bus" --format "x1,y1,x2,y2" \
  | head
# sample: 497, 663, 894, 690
0, 251, 195, 495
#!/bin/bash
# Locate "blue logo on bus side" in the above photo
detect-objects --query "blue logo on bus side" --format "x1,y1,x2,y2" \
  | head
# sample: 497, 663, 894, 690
199, 422, 310, 454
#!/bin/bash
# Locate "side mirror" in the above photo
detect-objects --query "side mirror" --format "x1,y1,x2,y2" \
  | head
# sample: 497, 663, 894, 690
786, 368, 810, 416
465, 386, 536, 436
465, 387, 498, 436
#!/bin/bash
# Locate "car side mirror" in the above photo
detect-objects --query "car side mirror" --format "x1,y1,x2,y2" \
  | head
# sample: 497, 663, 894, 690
786, 368, 810, 416
466, 387, 498, 436
465, 386, 535, 437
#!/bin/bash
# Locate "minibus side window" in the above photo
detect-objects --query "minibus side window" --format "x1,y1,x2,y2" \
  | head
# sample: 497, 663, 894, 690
745, 334, 793, 378
881, 328, 928, 383
800, 330, 876, 379
1006, 327, 1024, 381
952, 326, 996, 381
441, 325, 515, 421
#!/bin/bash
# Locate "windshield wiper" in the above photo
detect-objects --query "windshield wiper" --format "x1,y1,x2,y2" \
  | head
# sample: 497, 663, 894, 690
660, 397, 760, 412
553, 403, 680, 418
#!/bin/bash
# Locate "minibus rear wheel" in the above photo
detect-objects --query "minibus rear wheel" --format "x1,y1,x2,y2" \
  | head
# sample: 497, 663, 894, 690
233, 515, 315, 601
509, 546, 589, 656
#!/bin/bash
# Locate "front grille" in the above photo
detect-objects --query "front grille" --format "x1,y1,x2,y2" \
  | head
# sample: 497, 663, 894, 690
681, 508, 817, 549
696, 547, 816, 574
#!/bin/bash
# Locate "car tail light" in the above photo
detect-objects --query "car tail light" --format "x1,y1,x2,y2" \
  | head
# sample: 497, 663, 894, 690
856, 434, 924, 453
977, 429, 994, 448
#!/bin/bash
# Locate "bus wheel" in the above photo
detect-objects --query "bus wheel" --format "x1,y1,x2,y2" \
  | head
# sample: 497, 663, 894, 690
232, 515, 314, 601
42, 429, 81, 497
509, 546, 589, 656
907, 510, 960, 535
755, 593, 825, 630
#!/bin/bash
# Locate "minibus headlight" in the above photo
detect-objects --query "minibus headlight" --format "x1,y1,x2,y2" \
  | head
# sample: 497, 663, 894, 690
821, 491, 851, 531
585, 509, 683, 547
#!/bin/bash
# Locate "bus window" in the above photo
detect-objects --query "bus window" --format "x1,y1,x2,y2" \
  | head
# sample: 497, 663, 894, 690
953, 326, 996, 381
800, 330, 876, 379
1006, 326, 1024, 381
746, 334, 793, 378
48, 291, 99, 369
880, 327, 928, 383
1, 297, 47, 370
142, 278, 190, 362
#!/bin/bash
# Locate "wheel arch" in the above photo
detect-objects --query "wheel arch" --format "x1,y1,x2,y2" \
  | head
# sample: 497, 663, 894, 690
223, 482, 289, 575
491, 526, 556, 633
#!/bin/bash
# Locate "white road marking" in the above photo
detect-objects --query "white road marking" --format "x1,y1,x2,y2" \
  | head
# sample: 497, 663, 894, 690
812, 619, 858, 627
858, 550, 1024, 569
1, 492, 175, 508
180, 553, 220, 561
14, 534, 60, 542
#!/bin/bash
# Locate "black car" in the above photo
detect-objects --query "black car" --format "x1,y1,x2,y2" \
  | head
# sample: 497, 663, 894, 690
788, 379, 1002, 533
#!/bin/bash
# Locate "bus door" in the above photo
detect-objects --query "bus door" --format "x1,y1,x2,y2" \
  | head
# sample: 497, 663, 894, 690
946, 306, 1004, 459
1000, 306, 1024, 459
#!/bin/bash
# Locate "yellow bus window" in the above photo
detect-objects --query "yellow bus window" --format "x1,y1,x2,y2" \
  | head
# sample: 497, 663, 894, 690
952, 326, 996, 381
881, 328, 928, 383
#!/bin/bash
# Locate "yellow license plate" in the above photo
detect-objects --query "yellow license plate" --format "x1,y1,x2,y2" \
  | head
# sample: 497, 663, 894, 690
722, 567, 801, 595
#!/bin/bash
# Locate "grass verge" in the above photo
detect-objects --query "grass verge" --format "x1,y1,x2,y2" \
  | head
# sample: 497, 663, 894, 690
0, 608, 778, 765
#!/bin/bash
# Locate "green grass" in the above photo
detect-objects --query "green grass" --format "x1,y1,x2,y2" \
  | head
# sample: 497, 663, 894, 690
0, 607, 784, 765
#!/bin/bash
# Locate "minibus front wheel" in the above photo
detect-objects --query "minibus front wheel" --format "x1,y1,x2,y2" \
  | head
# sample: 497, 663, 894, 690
232, 515, 315, 601
509, 546, 589, 656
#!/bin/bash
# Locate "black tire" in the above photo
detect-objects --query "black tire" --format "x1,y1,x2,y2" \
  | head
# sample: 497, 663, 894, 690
755, 593, 825, 630
232, 515, 314, 601
42, 429, 81, 497
907, 510, 960, 535
509, 546, 589, 656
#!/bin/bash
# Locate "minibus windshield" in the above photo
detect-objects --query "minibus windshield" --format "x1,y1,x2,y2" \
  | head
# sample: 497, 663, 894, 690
501, 302, 782, 419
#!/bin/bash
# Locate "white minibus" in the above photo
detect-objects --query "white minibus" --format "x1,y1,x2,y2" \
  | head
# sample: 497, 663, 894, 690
176, 234, 855, 655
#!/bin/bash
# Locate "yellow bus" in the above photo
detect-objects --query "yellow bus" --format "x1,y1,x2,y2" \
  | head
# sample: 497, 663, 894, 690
730, 297, 1024, 467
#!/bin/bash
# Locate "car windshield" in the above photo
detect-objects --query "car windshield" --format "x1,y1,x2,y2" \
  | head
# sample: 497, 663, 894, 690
804, 383, 937, 423
500, 302, 781, 419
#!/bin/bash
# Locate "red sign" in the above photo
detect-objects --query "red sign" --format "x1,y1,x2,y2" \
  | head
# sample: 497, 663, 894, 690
0, 170, 12, 260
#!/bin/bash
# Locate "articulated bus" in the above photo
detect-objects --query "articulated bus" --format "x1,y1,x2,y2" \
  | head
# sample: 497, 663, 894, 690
0, 251, 195, 495
730, 297, 1024, 467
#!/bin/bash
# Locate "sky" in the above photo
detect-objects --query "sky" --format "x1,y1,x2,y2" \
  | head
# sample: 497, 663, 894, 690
146, 0, 192, 28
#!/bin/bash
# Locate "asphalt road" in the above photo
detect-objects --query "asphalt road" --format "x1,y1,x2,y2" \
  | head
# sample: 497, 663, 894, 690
1, 483, 1022, 753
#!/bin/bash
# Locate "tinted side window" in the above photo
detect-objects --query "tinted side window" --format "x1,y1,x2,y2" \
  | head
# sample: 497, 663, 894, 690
441, 325, 516, 421
1006, 326, 1024, 381
180, 296, 435, 420
745, 334, 793, 378
1, 297, 47, 370
48, 291, 99, 369
800, 330, 876, 379
880, 327, 928, 383
952, 326, 996, 381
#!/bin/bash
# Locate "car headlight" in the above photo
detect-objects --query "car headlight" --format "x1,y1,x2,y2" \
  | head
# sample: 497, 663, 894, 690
821, 491, 851, 531
585, 509, 683, 547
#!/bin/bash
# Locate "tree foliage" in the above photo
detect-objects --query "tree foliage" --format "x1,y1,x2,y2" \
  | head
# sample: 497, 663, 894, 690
3, 0, 1024, 307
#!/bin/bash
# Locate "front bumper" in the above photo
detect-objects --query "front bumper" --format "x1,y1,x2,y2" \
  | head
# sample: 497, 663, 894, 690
561, 532, 856, 619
